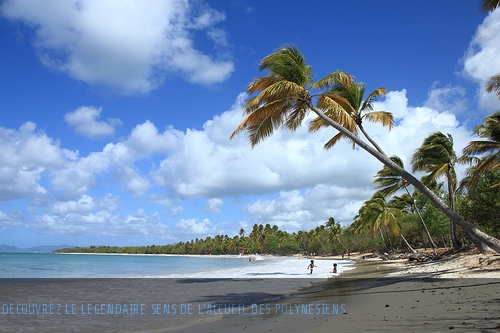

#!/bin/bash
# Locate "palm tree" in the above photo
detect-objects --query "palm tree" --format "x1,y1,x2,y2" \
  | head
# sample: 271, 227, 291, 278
324, 217, 350, 253
462, 111, 500, 188
230, 44, 500, 253
374, 155, 437, 251
486, 74, 500, 99
481, 1, 500, 97
411, 132, 462, 248
482, 0, 500, 11
351, 192, 403, 251
309, 81, 393, 154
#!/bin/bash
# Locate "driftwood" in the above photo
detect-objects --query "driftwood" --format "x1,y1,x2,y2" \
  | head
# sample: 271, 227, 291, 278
366, 251, 436, 262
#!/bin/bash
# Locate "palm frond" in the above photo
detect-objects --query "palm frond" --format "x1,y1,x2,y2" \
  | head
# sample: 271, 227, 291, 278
285, 102, 309, 131
486, 73, 500, 97
463, 140, 500, 155
310, 94, 356, 131
312, 71, 354, 91
323, 132, 355, 150
259, 44, 313, 85
247, 76, 280, 95
360, 87, 387, 111
362, 111, 394, 129
231, 98, 291, 145
374, 156, 406, 196
482, 0, 500, 12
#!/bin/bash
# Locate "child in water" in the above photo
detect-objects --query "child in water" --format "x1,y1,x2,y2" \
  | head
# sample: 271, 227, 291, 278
333, 263, 337, 274
307, 260, 316, 274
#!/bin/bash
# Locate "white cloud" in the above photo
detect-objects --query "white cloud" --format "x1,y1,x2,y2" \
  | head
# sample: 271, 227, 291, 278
205, 198, 223, 213
0, 90, 479, 242
244, 187, 369, 231
372, 90, 471, 161
50, 120, 179, 199
462, 9, 500, 110
176, 218, 216, 235
34, 208, 171, 240
424, 83, 468, 115
1, 0, 234, 94
0, 122, 73, 201
65, 106, 121, 139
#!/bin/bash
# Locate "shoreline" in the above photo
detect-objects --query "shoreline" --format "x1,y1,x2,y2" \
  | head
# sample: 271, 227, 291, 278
2, 250, 499, 332
172, 250, 500, 333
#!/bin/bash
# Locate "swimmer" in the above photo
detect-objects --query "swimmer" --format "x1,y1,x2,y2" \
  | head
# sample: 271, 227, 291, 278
307, 260, 316, 274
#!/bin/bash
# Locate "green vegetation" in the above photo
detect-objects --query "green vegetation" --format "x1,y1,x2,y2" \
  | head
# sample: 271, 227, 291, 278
57, 38, 500, 256
230, 44, 500, 253
54, 173, 500, 256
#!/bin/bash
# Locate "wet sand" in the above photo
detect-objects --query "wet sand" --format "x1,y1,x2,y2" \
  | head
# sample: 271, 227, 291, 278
2, 252, 499, 332
173, 254, 500, 333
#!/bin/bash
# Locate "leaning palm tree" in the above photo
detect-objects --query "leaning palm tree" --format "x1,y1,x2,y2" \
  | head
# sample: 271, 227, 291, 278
309, 80, 393, 154
230, 44, 500, 253
411, 132, 462, 248
374, 156, 437, 252
462, 111, 500, 188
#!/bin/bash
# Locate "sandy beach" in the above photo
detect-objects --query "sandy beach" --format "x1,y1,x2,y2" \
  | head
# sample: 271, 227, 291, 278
1, 250, 499, 332
173, 249, 500, 333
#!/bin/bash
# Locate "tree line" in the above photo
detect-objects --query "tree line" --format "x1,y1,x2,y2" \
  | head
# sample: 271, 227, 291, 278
229, 42, 500, 253
54, 169, 499, 256
51, 220, 404, 256
55, 163, 499, 256
57, 0, 500, 255
56, 40, 500, 257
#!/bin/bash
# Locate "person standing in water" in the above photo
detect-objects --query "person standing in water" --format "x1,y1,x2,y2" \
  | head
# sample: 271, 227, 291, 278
333, 263, 337, 274
307, 260, 316, 274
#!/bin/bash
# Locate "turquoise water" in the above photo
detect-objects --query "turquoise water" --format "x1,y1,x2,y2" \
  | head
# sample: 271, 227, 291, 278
0, 253, 250, 278
0, 253, 355, 332
0, 253, 355, 278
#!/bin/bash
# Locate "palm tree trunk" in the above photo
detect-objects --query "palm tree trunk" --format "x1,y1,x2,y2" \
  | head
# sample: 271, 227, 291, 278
358, 124, 387, 156
447, 170, 462, 249
403, 185, 438, 254
384, 227, 395, 250
307, 102, 500, 253
335, 236, 350, 253
400, 233, 417, 254
362, 122, 438, 254
378, 228, 387, 249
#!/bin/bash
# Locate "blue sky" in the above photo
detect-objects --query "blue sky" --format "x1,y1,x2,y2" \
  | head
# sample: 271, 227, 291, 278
1, 0, 499, 248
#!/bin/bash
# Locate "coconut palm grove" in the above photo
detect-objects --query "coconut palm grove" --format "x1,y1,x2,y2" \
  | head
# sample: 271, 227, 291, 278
58, 41, 500, 256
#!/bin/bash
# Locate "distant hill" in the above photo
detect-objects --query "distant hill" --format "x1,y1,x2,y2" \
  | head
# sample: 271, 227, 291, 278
0, 244, 74, 253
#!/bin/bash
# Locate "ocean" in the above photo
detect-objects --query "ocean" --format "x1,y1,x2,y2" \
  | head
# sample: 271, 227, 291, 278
0, 253, 355, 332
0, 253, 355, 278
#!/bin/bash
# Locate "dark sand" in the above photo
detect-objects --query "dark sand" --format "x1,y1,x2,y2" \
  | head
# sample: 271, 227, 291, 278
1, 257, 499, 332
173, 260, 500, 333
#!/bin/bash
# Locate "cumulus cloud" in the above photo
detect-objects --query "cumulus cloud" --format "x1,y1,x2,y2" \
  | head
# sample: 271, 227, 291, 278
1, 0, 234, 94
244, 187, 370, 232
65, 106, 121, 139
176, 218, 216, 235
424, 83, 468, 115
0, 122, 74, 201
372, 90, 471, 162
462, 9, 500, 110
0, 90, 478, 241
35, 208, 171, 240
205, 198, 223, 213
